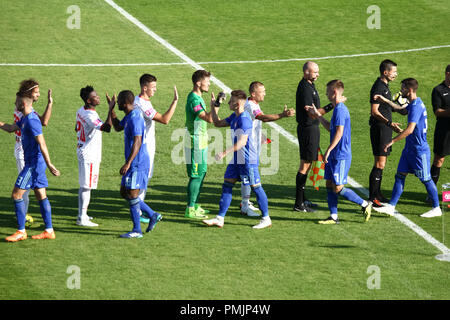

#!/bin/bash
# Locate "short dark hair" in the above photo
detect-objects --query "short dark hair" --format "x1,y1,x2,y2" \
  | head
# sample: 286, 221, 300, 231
249, 81, 264, 94
401, 78, 419, 92
326, 79, 344, 90
446, 64, 450, 73
117, 90, 135, 108
80, 85, 95, 104
231, 90, 247, 101
139, 74, 157, 87
379, 59, 397, 74
192, 70, 211, 85
17, 79, 39, 98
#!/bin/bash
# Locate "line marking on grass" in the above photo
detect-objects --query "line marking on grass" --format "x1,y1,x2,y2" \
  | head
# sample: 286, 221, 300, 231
104, 0, 449, 257
1, 44, 449, 68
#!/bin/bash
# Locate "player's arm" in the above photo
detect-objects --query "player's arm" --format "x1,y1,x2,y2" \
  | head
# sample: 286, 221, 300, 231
215, 134, 248, 161
255, 105, 295, 122
35, 134, 60, 176
432, 89, 450, 118
370, 101, 403, 133
153, 86, 178, 125
323, 125, 344, 163
0, 121, 19, 133
39, 89, 53, 126
304, 104, 330, 131
120, 135, 142, 175
210, 102, 229, 127
101, 93, 117, 133
383, 122, 416, 152
373, 94, 406, 111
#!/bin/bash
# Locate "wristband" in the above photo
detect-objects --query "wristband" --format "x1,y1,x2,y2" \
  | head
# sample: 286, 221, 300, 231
214, 92, 226, 107
323, 103, 334, 113
386, 120, 392, 127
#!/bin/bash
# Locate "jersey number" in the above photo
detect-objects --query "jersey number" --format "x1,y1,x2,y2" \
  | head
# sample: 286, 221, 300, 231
76, 121, 86, 142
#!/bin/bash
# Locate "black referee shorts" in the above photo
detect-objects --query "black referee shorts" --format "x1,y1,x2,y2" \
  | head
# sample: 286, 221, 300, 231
297, 124, 320, 161
370, 123, 392, 156
433, 123, 450, 157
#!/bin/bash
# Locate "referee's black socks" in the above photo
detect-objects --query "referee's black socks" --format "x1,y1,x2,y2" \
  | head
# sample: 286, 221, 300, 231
369, 167, 383, 201
430, 165, 440, 185
295, 172, 308, 206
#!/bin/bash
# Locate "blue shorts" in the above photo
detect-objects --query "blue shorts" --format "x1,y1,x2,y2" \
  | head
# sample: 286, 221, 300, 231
15, 158, 48, 190
397, 149, 431, 182
324, 158, 351, 186
121, 168, 149, 190
224, 164, 261, 186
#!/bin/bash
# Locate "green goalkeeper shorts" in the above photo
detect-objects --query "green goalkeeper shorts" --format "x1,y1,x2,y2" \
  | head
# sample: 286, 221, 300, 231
185, 147, 208, 177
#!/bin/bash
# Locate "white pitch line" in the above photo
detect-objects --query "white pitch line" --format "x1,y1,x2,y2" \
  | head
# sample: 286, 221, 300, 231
105, 0, 449, 256
1, 45, 449, 68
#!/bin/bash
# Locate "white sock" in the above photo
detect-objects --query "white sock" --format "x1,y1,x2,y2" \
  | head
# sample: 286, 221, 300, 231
241, 184, 251, 208
361, 200, 368, 207
331, 213, 338, 220
216, 215, 224, 221
78, 188, 91, 220
23, 189, 30, 214
45, 228, 54, 233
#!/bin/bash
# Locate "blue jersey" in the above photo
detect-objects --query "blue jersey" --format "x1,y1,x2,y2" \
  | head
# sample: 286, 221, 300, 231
120, 108, 149, 170
225, 111, 258, 165
405, 97, 429, 154
329, 102, 351, 160
16, 111, 43, 166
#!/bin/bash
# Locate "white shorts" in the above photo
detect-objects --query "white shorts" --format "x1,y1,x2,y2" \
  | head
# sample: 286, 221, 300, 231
15, 142, 25, 173
147, 143, 155, 179
78, 161, 100, 189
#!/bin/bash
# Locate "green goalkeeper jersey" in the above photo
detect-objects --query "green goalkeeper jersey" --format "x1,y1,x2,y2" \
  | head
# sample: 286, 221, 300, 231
185, 91, 208, 150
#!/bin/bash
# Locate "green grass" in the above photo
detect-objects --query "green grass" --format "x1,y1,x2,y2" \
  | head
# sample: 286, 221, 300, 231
0, 0, 449, 300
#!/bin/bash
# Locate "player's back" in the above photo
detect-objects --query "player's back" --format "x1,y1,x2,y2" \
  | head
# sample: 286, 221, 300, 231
121, 108, 149, 170
405, 97, 429, 153
76, 106, 103, 163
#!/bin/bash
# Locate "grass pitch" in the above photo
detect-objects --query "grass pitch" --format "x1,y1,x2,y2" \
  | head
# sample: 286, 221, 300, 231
0, 0, 449, 300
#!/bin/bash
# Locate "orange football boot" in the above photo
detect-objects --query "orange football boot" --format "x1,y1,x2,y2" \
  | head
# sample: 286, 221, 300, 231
32, 230, 56, 240
6, 230, 28, 242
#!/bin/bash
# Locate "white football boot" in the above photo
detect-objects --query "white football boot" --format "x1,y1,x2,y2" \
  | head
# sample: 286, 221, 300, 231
76, 217, 99, 227
373, 203, 395, 216
202, 216, 224, 228
240, 201, 261, 217
252, 216, 272, 229
420, 207, 442, 218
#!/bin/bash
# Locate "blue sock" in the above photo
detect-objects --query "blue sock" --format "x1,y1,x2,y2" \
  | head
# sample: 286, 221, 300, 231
128, 198, 142, 233
140, 200, 157, 219
390, 173, 406, 206
252, 185, 269, 217
39, 198, 53, 229
338, 187, 364, 206
218, 182, 234, 217
327, 188, 338, 214
14, 199, 26, 230
423, 179, 439, 208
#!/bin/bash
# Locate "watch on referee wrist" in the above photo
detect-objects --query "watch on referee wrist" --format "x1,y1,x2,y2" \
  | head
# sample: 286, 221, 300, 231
386, 120, 392, 127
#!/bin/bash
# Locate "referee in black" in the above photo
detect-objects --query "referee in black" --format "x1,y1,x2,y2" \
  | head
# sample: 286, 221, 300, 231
368, 59, 404, 205
430, 64, 450, 188
294, 61, 332, 212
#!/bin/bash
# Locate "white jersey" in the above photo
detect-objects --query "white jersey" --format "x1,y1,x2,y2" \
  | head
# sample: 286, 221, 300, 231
244, 98, 263, 156
134, 95, 157, 154
76, 106, 103, 163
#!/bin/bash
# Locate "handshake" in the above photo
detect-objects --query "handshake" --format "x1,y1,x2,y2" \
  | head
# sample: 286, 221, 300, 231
213, 92, 227, 107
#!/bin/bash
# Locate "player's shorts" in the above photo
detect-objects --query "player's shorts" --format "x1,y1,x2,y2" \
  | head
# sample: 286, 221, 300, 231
297, 124, 320, 161
224, 163, 261, 186
433, 122, 450, 157
185, 147, 207, 178
397, 148, 431, 182
14, 142, 25, 172
370, 123, 392, 156
15, 157, 48, 190
121, 167, 149, 190
324, 158, 351, 186
78, 161, 100, 189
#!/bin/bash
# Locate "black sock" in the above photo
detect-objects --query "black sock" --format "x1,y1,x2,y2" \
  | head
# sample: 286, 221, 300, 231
295, 172, 307, 206
430, 165, 440, 185
369, 167, 382, 201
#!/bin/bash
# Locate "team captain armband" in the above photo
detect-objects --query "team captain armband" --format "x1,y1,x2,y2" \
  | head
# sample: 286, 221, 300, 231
193, 104, 203, 113
323, 103, 334, 113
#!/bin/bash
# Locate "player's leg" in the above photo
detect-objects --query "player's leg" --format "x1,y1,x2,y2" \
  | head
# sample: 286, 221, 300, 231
416, 152, 442, 218
202, 164, 238, 228
120, 170, 145, 238
240, 183, 260, 217
431, 123, 450, 188
6, 186, 29, 242
431, 154, 445, 187
15, 154, 31, 223
295, 125, 319, 211
77, 162, 99, 226
369, 124, 390, 204
319, 164, 339, 224
244, 165, 271, 229
30, 187, 56, 240
185, 147, 208, 219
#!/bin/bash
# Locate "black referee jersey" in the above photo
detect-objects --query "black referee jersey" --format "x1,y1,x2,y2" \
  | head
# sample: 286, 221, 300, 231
296, 77, 320, 127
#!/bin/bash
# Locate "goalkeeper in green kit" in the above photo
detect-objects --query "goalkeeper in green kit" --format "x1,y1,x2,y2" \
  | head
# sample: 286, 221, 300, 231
184, 70, 225, 219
